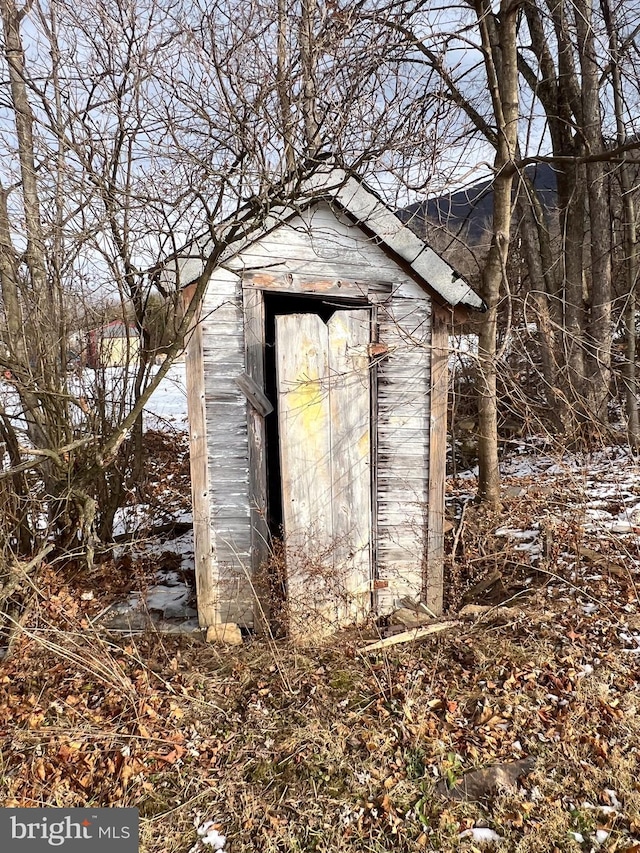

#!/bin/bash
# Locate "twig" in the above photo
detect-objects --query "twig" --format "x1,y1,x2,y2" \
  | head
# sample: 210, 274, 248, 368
0, 437, 92, 480
452, 499, 469, 559
0, 543, 54, 605
5, 598, 36, 659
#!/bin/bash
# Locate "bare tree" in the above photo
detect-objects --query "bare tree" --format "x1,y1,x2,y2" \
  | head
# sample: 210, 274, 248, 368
472, 0, 519, 506
358, 0, 640, 486
0, 0, 444, 566
601, 0, 640, 449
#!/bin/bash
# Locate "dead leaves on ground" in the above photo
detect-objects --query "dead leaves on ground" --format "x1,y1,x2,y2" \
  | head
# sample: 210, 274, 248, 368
3, 449, 640, 850
3, 589, 640, 850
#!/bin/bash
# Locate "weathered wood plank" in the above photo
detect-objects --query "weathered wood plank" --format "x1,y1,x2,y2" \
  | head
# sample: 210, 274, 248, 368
184, 307, 218, 627
235, 372, 274, 417
328, 309, 372, 625
243, 286, 271, 632
276, 313, 333, 639
358, 620, 458, 654
425, 306, 449, 616
243, 271, 372, 300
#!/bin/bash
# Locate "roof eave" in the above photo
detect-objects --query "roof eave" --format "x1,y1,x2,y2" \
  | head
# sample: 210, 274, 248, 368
159, 165, 485, 312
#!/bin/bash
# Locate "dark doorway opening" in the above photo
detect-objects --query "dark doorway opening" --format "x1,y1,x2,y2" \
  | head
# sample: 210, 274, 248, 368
262, 292, 368, 539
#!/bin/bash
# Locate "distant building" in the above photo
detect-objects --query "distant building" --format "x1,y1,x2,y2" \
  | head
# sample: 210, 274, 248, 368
86, 320, 140, 369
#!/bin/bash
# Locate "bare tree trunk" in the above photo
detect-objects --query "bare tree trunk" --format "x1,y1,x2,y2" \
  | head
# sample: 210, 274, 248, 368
516, 189, 567, 428
0, 0, 61, 461
299, 0, 321, 157
276, 0, 296, 172
524, 0, 589, 434
559, 165, 587, 423
601, 0, 640, 448
1, 0, 58, 384
575, 0, 612, 430
475, 0, 519, 507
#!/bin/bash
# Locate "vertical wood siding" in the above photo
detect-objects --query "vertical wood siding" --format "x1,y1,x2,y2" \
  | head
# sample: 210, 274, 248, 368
200, 269, 254, 625
375, 294, 432, 613
190, 201, 438, 626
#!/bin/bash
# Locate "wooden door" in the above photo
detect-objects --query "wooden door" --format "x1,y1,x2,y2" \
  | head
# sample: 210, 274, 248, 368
275, 309, 371, 638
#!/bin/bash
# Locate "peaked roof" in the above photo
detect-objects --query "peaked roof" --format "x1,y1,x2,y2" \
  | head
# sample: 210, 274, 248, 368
164, 167, 485, 312
89, 320, 139, 338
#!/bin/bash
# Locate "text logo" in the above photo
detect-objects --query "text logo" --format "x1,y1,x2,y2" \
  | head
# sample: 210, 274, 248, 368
1, 809, 138, 852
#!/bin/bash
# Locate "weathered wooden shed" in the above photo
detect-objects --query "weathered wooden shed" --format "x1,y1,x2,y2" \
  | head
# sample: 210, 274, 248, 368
86, 320, 140, 369
170, 168, 483, 638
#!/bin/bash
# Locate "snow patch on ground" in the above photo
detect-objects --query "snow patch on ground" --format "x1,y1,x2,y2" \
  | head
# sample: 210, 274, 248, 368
458, 445, 640, 552
144, 361, 188, 429
0, 360, 189, 434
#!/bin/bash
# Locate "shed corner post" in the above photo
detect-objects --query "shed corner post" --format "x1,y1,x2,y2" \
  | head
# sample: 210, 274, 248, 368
196, 582, 219, 628
183, 285, 219, 628
425, 305, 450, 616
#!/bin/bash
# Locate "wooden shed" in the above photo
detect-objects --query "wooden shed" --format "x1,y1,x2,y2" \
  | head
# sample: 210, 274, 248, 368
169, 168, 483, 638
86, 320, 140, 369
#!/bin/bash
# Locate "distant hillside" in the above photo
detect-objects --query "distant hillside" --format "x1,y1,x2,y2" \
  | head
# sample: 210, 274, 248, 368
398, 162, 558, 243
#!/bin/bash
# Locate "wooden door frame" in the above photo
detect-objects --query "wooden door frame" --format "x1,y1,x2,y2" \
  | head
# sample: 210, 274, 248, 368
242, 281, 378, 627
242, 285, 271, 630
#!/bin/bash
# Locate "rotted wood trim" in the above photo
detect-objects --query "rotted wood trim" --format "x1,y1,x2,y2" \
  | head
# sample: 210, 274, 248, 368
235, 372, 274, 417
425, 305, 450, 616
243, 271, 374, 300
242, 286, 271, 632
184, 308, 218, 627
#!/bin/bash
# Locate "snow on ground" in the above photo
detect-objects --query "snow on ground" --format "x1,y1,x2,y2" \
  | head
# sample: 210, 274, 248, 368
448, 442, 640, 663
105, 361, 194, 632
0, 360, 189, 433
498, 444, 640, 536
143, 360, 188, 429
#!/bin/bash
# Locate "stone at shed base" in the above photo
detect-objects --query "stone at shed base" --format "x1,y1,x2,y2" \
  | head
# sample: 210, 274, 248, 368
391, 607, 433, 629
206, 623, 243, 645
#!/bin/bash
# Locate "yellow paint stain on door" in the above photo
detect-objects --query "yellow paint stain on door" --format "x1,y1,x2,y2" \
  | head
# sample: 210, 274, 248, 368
276, 310, 371, 640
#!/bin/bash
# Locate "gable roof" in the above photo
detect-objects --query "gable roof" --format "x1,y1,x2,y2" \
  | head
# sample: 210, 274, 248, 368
89, 320, 139, 338
163, 167, 485, 312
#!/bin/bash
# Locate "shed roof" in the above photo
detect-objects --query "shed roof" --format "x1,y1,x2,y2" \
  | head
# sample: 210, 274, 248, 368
89, 320, 139, 338
164, 167, 485, 312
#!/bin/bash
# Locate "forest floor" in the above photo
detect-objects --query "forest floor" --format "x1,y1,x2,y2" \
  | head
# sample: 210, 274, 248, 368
2, 421, 640, 853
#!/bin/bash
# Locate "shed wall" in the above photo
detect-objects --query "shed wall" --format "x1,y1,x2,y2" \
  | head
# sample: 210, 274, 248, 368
200, 268, 253, 624
375, 295, 431, 612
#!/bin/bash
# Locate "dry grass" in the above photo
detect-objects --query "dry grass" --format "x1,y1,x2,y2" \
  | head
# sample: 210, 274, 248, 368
2, 585, 640, 852
2, 443, 640, 851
